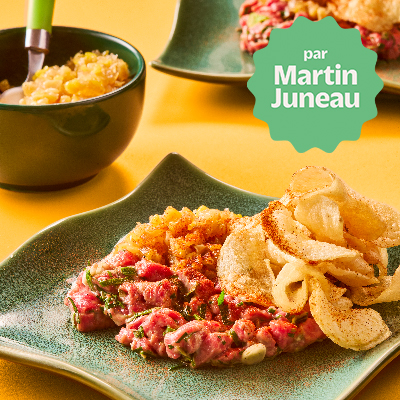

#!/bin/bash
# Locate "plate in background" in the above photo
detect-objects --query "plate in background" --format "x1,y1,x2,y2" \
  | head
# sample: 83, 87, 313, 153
1, 153, 400, 400
150, 0, 400, 93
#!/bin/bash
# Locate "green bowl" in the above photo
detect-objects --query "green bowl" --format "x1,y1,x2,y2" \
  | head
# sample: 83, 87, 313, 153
0, 26, 146, 191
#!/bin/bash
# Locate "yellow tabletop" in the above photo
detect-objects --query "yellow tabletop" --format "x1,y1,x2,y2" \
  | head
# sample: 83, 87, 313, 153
1, 1, 400, 399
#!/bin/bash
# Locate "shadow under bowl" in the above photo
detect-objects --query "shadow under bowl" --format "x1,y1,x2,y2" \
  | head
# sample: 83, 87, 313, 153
0, 26, 146, 192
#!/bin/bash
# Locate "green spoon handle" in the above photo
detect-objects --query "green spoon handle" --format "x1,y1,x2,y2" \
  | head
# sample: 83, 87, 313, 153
27, 0, 55, 33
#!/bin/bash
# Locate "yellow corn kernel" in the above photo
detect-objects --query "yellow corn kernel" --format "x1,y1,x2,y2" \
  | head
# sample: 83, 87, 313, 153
59, 95, 72, 103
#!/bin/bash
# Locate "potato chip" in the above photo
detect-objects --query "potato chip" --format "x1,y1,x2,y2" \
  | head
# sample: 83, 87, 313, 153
271, 260, 355, 313
309, 281, 391, 350
322, 256, 379, 287
344, 232, 388, 277
349, 268, 400, 306
265, 238, 297, 267
272, 260, 330, 313
294, 194, 346, 246
328, 0, 400, 32
261, 201, 359, 264
281, 166, 400, 246
217, 226, 275, 306
351, 186, 400, 247
280, 165, 347, 206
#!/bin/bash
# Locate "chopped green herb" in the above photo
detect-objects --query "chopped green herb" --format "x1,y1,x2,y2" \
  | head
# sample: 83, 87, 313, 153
141, 350, 157, 358
222, 340, 226, 345
230, 330, 242, 347
98, 278, 126, 286
133, 325, 145, 338
217, 291, 225, 306
168, 344, 174, 349
121, 266, 137, 276
98, 291, 124, 310
176, 347, 195, 368
176, 332, 189, 343
85, 269, 96, 292
247, 12, 269, 27
237, 301, 244, 306
67, 297, 80, 325
185, 331, 197, 342
131, 346, 157, 359
132, 345, 143, 355
126, 307, 160, 323
291, 312, 308, 325
163, 326, 177, 336
268, 307, 276, 314
169, 364, 186, 371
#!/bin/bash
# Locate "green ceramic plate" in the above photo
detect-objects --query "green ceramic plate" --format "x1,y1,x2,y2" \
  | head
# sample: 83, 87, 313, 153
1, 153, 400, 400
150, 0, 400, 93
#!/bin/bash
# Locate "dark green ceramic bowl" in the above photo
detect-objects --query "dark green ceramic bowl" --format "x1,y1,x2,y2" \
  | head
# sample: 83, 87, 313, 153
0, 26, 145, 191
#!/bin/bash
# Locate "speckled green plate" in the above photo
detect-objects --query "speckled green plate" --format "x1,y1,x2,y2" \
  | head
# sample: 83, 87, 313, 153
150, 0, 400, 93
1, 153, 400, 400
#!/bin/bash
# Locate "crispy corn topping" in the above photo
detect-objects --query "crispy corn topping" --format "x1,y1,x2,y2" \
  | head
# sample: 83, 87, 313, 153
20, 50, 130, 105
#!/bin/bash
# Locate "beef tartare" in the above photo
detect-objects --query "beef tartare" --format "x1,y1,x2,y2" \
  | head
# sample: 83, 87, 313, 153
239, 0, 400, 59
65, 167, 400, 367
65, 206, 325, 368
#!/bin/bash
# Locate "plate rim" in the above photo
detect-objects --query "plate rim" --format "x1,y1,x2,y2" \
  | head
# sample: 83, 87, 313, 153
0, 339, 136, 400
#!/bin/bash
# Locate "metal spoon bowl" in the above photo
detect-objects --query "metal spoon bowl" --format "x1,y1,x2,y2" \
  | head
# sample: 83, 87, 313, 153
0, 0, 54, 105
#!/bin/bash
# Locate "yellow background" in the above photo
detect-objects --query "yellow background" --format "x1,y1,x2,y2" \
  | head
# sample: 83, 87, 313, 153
1, 0, 400, 399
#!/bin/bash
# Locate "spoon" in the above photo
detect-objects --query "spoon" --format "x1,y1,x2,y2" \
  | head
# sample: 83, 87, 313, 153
0, 0, 55, 104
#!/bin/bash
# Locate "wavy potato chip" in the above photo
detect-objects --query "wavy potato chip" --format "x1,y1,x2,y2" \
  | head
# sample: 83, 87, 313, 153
261, 201, 359, 264
309, 281, 391, 351
328, 0, 400, 32
281, 166, 400, 246
349, 268, 400, 306
273, 260, 355, 313
217, 226, 275, 306
272, 260, 331, 313
322, 257, 379, 287
294, 194, 346, 246
343, 232, 388, 277
265, 238, 297, 267
344, 232, 386, 265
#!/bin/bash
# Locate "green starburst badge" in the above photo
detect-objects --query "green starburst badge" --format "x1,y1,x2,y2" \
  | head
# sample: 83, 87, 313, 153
247, 17, 383, 153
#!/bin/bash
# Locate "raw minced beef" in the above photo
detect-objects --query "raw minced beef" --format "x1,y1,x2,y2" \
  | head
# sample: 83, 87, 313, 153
65, 206, 325, 368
